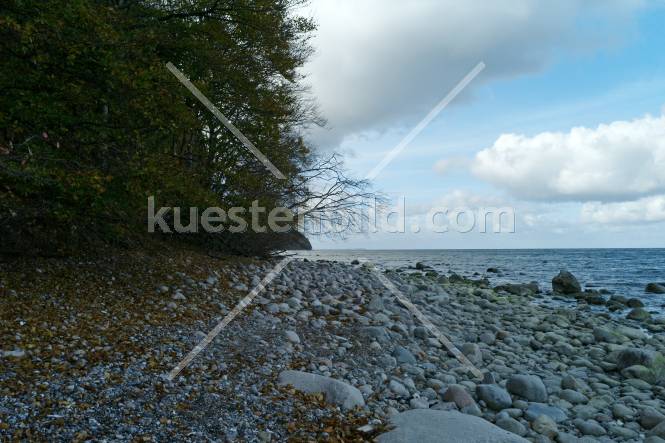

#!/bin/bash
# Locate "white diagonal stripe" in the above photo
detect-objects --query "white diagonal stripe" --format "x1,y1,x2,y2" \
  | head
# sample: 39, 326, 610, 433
167, 257, 292, 381
365, 62, 485, 180
361, 259, 484, 379
166, 62, 286, 180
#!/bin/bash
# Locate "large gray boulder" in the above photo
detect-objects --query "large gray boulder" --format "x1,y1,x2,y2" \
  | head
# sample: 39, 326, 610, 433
377, 409, 529, 443
277, 370, 364, 410
552, 270, 581, 294
506, 374, 548, 402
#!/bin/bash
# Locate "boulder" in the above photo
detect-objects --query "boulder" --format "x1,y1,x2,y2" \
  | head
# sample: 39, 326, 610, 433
582, 292, 606, 305
593, 327, 627, 344
277, 370, 364, 410
647, 421, 665, 438
442, 385, 476, 409
646, 283, 665, 294
532, 415, 558, 438
507, 374, 548, 402
609, 295, 628, 305
461, 343, 483, 365
559, 389, 588, 404
476, 384, 512, 411
621, 364, 651, 380
377, 409, 529, 443
627, 307, 651, 322
389, 380, 410, 397
448, 273, 465, 283
409, 397, 430, 409
496, 416, 527, 437
394, 346, 417, 364
552, 270, 581, 294
525, 403, 567, 423
362, 326, 390, 343
627, 298, 645, 308
640, 407, 665, 429
575, 419, 607, 436
615, 347, 658, 370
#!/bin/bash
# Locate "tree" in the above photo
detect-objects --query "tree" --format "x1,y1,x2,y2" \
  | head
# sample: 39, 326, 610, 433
0, 0, 369, 256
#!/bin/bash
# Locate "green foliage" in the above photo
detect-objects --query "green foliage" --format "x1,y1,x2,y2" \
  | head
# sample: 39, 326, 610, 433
0, 0, 318, 255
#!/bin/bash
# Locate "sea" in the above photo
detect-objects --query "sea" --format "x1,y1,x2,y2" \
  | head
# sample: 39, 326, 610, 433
291, 249, 665, 313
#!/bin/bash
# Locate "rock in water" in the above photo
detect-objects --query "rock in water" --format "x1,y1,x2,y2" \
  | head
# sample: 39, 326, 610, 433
627, 307, 651, 321
277, 370, 364, 410
627, 298, 645, 308
377, 409, 529, 443
552, 270, 581, 294
646, 283, 665, 294
506, 374, 548, 402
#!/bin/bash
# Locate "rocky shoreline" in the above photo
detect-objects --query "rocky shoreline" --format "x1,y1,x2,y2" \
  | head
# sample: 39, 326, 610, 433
2, 254, 665, 441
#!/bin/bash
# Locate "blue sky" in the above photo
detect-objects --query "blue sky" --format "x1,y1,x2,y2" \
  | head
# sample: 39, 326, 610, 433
299, 1, 665, 249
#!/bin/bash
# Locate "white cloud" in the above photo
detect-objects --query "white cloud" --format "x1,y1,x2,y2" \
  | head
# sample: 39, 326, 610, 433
432, 157, 469, 175
302, 0, 644, 148
581, 195, 665, 224
430, 189, 508, 210
472, 112, 665, 201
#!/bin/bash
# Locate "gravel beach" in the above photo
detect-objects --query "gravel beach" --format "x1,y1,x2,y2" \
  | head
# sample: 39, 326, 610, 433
2, 252, 665, 442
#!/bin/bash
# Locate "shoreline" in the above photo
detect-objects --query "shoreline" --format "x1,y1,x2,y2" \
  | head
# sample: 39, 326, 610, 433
1, 251, 665, 441
293, 249, 665, 316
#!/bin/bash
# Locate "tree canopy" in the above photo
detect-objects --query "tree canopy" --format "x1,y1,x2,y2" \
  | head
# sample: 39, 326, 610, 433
0, 0, 367, 255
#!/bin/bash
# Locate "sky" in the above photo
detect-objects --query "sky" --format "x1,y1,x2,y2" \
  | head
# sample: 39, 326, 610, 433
296, 0, 665, 249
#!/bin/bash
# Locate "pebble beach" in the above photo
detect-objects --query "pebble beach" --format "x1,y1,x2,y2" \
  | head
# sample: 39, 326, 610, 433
2, 251, 665, 442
